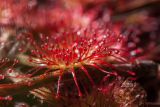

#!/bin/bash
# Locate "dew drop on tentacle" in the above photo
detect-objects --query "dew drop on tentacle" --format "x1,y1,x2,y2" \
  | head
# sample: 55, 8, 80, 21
7, 68, 14, 73
114, 50, 120, 54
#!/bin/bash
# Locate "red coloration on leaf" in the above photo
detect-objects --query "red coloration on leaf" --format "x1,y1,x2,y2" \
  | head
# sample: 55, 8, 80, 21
22, 23, 129, 96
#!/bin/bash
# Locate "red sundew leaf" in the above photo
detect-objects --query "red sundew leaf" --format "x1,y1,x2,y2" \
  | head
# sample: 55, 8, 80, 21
19, 22, 131, 97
